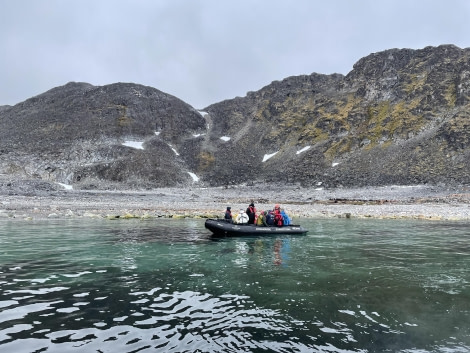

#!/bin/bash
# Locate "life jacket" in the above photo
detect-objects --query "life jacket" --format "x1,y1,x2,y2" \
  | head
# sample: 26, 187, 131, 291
274, 209, 284, 227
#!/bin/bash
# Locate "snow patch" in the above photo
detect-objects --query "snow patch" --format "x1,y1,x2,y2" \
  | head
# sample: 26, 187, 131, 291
188, 172, 199, 182
262, 151, 279, 162
193, 133, 205, 137
296, 146, 311, 155
123, 141, 144, 150
57, 183, 73, 190
154, 131, 161, 136
168, 144, 180, 156
220, 136, 231, 142
332, 162, 340, 167
198, 111, 208, 116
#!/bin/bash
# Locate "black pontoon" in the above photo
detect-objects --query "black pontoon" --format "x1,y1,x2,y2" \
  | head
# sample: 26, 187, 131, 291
205, 218, 308, 237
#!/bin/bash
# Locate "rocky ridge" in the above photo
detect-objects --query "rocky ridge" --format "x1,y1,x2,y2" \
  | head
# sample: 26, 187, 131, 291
202, 45, 470, 187
0, 82, 206, 188
1, 45, 470, 191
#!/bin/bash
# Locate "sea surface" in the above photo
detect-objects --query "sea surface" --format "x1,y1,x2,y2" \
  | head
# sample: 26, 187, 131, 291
0, 218, 469, 352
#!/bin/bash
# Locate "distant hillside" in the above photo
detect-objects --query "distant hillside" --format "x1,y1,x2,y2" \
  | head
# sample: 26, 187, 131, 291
1, 45, 470, 189
202, 44, 470, 187
0, 82, 206, 188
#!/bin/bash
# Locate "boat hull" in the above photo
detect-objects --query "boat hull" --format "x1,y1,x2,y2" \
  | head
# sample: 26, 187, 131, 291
205, 218, 308, 237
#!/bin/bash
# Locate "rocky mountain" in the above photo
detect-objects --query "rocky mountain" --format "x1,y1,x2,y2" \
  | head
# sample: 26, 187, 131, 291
0, 82, 206, 189
1, 44, 470, 190
202, 44, 470, 187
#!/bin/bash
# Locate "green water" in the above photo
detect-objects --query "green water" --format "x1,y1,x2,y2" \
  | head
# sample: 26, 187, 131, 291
0, 218, 469, 352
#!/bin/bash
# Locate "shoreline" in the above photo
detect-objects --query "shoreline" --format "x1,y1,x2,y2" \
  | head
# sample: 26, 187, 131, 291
1, 184, 470, 221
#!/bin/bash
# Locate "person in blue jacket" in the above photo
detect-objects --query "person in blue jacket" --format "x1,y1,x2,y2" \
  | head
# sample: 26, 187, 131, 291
280, 208, 291, 225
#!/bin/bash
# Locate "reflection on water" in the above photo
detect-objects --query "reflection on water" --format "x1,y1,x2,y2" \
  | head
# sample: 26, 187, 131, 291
0, 218, 469, 352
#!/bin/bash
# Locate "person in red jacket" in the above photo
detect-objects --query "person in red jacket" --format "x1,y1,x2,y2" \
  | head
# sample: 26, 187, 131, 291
273, 204, 284, 227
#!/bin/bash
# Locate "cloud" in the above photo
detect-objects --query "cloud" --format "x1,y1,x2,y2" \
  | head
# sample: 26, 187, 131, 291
1, 0, 470, 109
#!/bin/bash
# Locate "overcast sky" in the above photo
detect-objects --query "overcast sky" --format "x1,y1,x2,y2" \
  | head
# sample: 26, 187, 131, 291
2, 0, 470, 109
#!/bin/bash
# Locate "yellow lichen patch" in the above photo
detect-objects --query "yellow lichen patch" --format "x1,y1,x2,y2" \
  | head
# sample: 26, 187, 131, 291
390, 99, 425, 135
360, 101, 391, 144
298, 124, 329, 143
197, 151, 215, 171
360, 100, 425, 147
253, 100, 272, 120
328, 94, 359, 127
445, 82, 457, 107
403, 72, 428, 94
278, 111, 308, 130
140, 214, 154, 220
117, 115, 132, 127
38, 122, 66, 134
122, 213, 138, 219
325, 137, 354, 159
380, 140, 393, 148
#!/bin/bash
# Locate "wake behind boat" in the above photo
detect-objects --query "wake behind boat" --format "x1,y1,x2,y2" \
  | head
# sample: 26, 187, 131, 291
205, 218, 308, 237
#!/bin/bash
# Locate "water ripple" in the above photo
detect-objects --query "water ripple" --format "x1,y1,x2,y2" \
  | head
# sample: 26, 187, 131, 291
1, 219, 469, 352
3, 281, 338, 353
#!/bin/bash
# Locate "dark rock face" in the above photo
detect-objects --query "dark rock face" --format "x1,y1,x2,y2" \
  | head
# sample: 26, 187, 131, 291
0, 82, 206, 188
1, 45, 470, 189
202, 44, 470, 187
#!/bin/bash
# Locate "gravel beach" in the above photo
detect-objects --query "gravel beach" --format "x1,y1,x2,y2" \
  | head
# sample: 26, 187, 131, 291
1, 182, 470, 221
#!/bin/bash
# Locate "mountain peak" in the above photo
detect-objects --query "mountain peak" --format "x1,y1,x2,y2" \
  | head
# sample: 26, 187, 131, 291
1, 45, 470, 189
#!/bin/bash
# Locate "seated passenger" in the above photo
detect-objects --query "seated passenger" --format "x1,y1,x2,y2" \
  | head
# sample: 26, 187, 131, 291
235, 209, 249, 224
255, 210, 268, 226
280, 208, 291, 225
266, 210, 275, 226
224, 207, 233, 223
246, 202, 256, 224
273, 204, 284, 227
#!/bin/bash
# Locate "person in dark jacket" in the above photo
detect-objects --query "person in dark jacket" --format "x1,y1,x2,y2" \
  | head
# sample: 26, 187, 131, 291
224, 207, 232, 222
246, 202, 256, 224
266, 210, 275, 226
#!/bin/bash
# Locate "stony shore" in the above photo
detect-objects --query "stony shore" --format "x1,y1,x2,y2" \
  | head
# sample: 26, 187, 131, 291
1, 183, 470, 221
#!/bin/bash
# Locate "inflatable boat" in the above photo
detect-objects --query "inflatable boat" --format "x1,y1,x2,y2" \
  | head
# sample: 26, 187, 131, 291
205, 218, 308, 237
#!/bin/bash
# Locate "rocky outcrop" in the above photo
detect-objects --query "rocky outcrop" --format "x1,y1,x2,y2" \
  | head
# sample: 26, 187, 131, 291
202, 45, 470, 187
0, 82, 207, 188
1, 45, 470, 189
